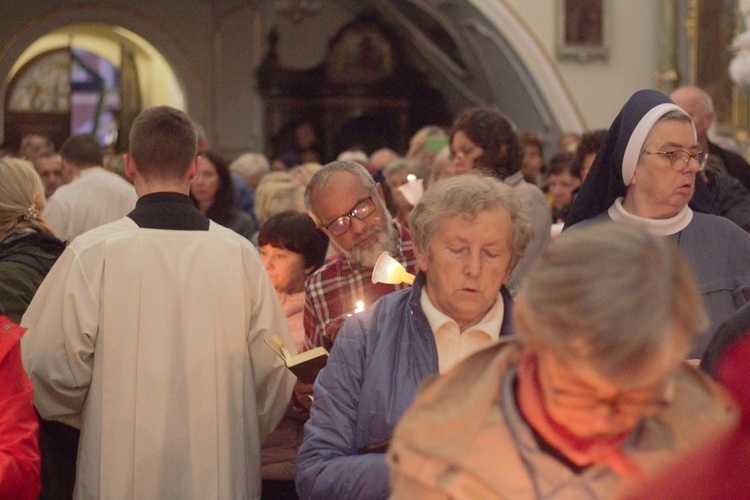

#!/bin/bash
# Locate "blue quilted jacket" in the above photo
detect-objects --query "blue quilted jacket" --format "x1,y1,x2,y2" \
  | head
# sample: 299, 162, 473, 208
295, 273, 514, 499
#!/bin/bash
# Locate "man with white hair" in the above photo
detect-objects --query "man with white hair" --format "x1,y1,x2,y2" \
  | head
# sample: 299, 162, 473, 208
671, 86, 750, 191
303, 161, 418, 349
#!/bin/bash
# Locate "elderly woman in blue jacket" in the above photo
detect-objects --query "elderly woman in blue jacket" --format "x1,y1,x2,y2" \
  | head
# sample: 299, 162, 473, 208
295, 172, 534, 499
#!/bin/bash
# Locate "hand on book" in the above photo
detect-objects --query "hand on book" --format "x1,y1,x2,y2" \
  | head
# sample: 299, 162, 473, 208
265, 335, 329, 384
293, 380, 314, 413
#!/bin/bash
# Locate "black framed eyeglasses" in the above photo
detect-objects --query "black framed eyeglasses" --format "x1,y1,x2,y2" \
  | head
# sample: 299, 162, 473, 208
643, 150, 708, 171
323, 186, 377, 236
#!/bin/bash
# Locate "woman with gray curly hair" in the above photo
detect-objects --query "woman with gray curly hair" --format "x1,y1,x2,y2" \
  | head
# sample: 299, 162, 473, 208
388, 222, 735, 499
296, 172, 533, 499
0, 158, 65, 323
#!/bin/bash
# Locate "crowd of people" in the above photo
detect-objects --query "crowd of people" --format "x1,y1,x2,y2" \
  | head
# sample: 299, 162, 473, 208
2, 85, 750, 498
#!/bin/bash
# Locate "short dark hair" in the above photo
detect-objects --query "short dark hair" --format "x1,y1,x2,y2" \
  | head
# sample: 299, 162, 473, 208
518, 131, 544, 153
449, 107, 522, 179
60, 134, 103, 168
575, 129, 607, 162
129, 106, 197, 180
548, 151, 580, 178
258, 211, 329, 271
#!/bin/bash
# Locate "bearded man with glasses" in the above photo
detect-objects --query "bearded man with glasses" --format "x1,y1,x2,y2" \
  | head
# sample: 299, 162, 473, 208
565, 89, 750, 359
303, 161, 418, 350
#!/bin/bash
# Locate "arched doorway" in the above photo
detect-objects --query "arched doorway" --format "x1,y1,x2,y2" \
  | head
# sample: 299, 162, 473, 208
4, 23, 186, 155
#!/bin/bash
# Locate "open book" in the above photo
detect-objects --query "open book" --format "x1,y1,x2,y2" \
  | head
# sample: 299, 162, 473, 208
265, 335, 329, 384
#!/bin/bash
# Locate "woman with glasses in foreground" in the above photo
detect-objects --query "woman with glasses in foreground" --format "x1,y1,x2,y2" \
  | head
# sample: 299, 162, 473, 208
388, 223, 736, 499
564, 89, 750, 358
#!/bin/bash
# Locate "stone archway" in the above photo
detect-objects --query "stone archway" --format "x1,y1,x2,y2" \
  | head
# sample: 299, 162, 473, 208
0, 4, 204, 145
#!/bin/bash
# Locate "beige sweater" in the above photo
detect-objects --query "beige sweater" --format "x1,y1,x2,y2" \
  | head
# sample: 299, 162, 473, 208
388, 339, 737, 499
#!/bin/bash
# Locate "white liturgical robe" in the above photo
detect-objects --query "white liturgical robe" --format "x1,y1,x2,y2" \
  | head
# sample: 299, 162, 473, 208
21, 217, 296, 499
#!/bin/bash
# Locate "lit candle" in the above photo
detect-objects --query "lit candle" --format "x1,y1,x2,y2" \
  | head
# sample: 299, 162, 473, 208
354, 300, 365, 314
398, 176, 424, 205
371, 251, 416, 286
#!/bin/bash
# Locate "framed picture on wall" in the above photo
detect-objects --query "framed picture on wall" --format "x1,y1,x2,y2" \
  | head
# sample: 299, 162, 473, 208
694, 0, 737, 135
556, 0, 609, 61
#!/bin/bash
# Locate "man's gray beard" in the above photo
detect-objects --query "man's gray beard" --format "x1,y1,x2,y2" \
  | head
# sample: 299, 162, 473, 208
352, 221, 397, 268
336, 205, 397, 269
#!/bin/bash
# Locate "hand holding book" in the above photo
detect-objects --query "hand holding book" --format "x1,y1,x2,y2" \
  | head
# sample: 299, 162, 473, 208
292, 380, 314, 414
265, 335, 329, 384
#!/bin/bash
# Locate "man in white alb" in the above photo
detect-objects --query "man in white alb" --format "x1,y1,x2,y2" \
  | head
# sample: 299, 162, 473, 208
21, 106, 296, 499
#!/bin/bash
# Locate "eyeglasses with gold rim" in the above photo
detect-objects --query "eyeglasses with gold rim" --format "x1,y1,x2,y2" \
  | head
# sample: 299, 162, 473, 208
643, 150, 708, 171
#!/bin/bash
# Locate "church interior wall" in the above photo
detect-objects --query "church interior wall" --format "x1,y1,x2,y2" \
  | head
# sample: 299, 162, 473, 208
0, 0, 724, 158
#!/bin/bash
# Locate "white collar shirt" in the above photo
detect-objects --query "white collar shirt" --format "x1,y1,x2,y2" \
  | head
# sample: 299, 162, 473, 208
420, 288, 504, 374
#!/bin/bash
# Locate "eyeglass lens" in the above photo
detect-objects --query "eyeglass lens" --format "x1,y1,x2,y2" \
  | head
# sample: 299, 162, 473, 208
326, 196, 375, 236
669, 150, 708, 169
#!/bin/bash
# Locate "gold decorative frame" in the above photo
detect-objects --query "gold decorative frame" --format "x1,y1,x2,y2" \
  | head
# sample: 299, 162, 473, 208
690, 0, 738, 134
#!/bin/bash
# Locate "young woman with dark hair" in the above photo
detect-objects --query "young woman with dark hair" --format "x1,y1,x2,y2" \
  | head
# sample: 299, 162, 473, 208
191, 149, 256, 240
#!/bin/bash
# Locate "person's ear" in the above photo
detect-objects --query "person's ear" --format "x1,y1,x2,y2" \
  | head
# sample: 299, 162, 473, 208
123, 154, 137, 180
187, 156, 200, 182
414, 243, 429, 273
61, 159, 76, 179
375, 181, 385, 200
707, 110, 716, 128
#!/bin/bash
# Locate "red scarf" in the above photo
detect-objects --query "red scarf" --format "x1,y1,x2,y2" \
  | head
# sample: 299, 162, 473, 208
516, 352, 645, 484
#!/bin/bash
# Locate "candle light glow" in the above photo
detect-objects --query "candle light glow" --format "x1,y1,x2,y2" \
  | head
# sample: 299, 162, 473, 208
354, 300, 365, 314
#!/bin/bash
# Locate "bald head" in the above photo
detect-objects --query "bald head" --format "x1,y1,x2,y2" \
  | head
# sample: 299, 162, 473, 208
670, 86, 714, 143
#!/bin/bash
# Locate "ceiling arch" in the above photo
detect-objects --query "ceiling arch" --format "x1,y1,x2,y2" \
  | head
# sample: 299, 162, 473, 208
0, 3, 204, 140
9, 23, 184, 112
362, 0, 585, 142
